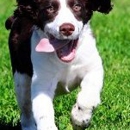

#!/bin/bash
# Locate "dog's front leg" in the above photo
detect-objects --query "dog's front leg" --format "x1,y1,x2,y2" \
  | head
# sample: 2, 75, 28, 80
31, 78, 58, 130
14, 72, 36, 130
71, 59, 104, 130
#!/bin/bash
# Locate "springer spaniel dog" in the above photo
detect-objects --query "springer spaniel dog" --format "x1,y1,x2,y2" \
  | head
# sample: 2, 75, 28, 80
5, 0, 112, 129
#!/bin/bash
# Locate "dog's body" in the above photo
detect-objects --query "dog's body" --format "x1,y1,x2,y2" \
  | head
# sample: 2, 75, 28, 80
6, 0, 112, 129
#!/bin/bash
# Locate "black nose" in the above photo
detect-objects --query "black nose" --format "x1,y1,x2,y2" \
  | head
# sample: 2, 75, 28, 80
59, 23, 75, 36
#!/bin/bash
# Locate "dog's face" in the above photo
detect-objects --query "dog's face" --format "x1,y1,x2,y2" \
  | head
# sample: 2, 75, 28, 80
35, 0, 92, 62
37, 0, 89, 40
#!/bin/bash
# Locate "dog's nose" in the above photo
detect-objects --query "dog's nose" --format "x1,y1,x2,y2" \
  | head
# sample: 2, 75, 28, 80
60, 23, 75, 36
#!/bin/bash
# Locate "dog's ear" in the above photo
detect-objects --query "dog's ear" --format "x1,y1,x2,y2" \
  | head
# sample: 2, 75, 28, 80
90, 0, 113, 14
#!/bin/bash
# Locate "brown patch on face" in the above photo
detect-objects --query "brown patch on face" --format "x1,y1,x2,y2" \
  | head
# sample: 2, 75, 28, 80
67, 0, 92, 24
37, 0, 60, 27
67, 0, 82, 20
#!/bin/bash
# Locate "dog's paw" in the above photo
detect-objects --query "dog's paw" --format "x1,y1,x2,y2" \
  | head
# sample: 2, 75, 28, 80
71, 103, 93, 130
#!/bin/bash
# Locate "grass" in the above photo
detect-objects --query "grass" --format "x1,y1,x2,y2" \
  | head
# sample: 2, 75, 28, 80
0, 0, 130, 129
0, 0, 20, 126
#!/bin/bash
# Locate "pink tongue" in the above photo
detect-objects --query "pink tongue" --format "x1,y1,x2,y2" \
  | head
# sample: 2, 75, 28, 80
36, 38, 54, 52
36, 38, 55, 52
36, 38, 69, 52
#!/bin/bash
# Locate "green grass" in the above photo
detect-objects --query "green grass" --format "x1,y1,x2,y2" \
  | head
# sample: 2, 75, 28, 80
0, 0, 130, 129
0, 0, 20, 126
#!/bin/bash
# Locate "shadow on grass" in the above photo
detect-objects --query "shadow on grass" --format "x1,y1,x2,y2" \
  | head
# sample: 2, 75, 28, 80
0, 123, 21, 130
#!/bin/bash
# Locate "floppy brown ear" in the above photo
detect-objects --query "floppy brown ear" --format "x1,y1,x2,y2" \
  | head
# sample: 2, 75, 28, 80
91, 0, 113, 14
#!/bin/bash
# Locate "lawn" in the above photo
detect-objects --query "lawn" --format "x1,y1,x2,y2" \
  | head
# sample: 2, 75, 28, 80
0, 0, 130, 130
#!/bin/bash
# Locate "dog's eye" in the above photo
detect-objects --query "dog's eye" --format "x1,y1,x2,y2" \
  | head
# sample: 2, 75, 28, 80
73, 4, 81, 12
46, 5, 55, 13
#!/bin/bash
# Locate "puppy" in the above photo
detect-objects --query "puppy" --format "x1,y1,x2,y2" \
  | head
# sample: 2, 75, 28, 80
5, 0, 112, 129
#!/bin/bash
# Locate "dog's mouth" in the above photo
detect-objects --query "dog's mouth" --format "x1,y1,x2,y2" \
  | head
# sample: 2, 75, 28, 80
36, 37, 78, 62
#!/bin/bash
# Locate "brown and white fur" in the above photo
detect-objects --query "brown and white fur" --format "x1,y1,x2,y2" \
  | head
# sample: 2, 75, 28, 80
5, 0, 112, 129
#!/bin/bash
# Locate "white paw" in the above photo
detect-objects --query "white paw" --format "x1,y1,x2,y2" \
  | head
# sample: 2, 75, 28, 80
71, 103, 93, 130
77, 91, 101, 109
